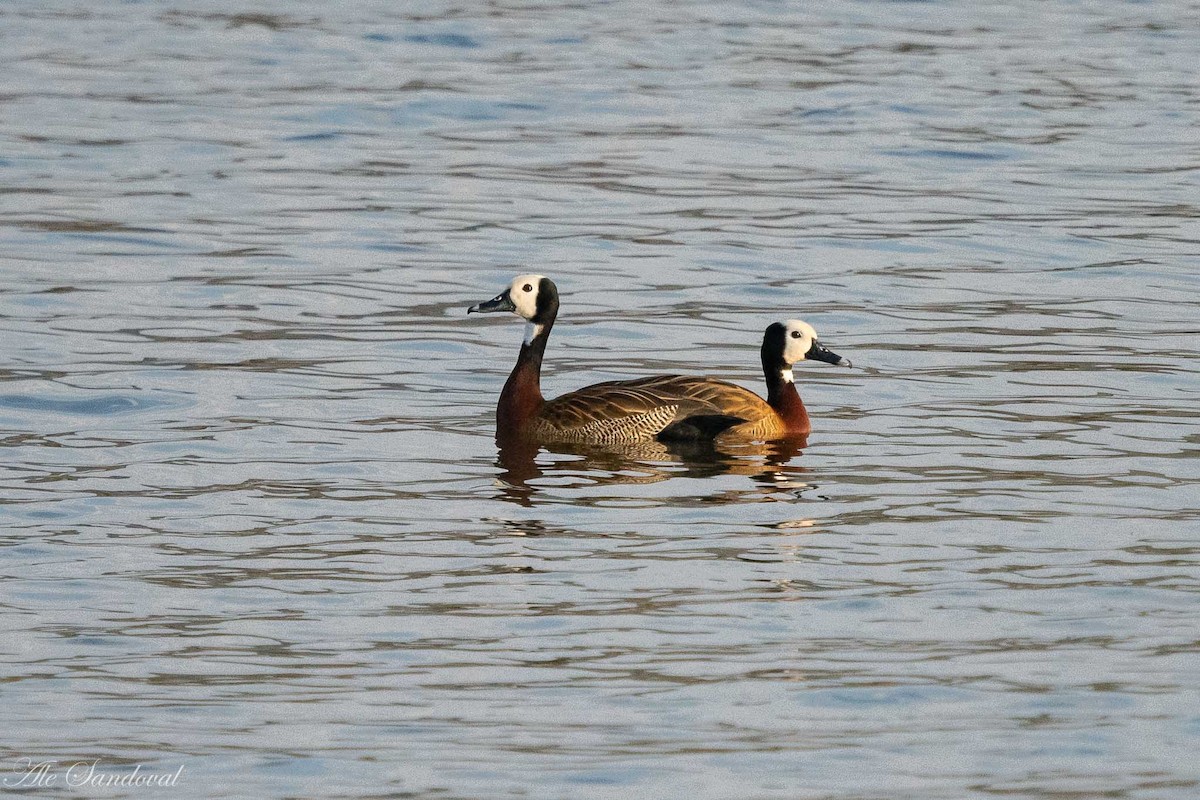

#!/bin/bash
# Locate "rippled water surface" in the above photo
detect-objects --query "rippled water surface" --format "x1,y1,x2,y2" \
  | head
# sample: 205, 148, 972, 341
2, 2, 1198, 798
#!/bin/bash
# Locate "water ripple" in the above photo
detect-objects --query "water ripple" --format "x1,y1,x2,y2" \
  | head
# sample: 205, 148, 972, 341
1, 1, 1198, 798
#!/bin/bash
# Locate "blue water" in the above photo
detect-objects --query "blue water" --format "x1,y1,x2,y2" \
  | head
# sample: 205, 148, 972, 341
1, 1, 1198, 799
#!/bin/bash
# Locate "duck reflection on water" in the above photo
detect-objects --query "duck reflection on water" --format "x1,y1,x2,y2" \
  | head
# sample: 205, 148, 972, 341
493, 433, 813, 507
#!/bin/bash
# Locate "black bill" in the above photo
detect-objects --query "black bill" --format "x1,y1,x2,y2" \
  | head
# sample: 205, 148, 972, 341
806, 340, 852, 368
468, 290, 515, 314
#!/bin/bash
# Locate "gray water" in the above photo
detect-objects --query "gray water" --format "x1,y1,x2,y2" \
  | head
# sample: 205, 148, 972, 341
2, 2, 1198, 798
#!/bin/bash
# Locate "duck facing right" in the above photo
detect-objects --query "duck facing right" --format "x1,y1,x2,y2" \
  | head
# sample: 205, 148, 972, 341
730, 319, 853, 440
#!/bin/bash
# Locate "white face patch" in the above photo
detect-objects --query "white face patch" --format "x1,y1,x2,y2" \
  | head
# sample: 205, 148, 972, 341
509, 273, 544, 320
523, 321, 543, 346
782, 319, 818, 365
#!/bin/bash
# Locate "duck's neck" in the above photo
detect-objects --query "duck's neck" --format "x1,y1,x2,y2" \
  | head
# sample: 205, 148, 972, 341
497, 318, 554, 440
763, 361, 811, 435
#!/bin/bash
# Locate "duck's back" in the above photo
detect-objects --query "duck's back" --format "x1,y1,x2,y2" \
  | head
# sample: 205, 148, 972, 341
531, 375, 775, 444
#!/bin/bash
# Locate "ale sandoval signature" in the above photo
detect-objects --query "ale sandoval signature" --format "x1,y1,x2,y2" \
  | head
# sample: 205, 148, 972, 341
4, 758, 184, 789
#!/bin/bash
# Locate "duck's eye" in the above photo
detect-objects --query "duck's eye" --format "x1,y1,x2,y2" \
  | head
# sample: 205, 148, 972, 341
522, 283, 533, 292
791, 330, 801, 339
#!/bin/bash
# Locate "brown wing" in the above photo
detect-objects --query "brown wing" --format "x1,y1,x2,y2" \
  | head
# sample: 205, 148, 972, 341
535, 375, 774, 443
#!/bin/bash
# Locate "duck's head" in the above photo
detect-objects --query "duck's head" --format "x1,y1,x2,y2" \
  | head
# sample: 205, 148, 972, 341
763, 319, 852, 380
469, 274, 558, 320
469, 274, 560, 345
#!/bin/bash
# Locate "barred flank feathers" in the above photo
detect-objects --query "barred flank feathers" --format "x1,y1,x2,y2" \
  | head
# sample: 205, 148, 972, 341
531, 375, 782, 444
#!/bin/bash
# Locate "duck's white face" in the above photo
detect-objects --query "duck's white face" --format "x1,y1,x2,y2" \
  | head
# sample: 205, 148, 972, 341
782, 320, 819, 365
774, 319, 851, 379
468, 274, 554, 346
508, 273, 544, 320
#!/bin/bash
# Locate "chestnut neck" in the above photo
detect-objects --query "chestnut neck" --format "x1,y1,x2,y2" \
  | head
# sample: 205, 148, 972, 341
762, 352, 811, 435
497, 313, 556, 441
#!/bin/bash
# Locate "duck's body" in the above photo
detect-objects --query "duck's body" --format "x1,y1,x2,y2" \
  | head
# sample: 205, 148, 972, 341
469, 275, 849, 445
512, 373, 775, 444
